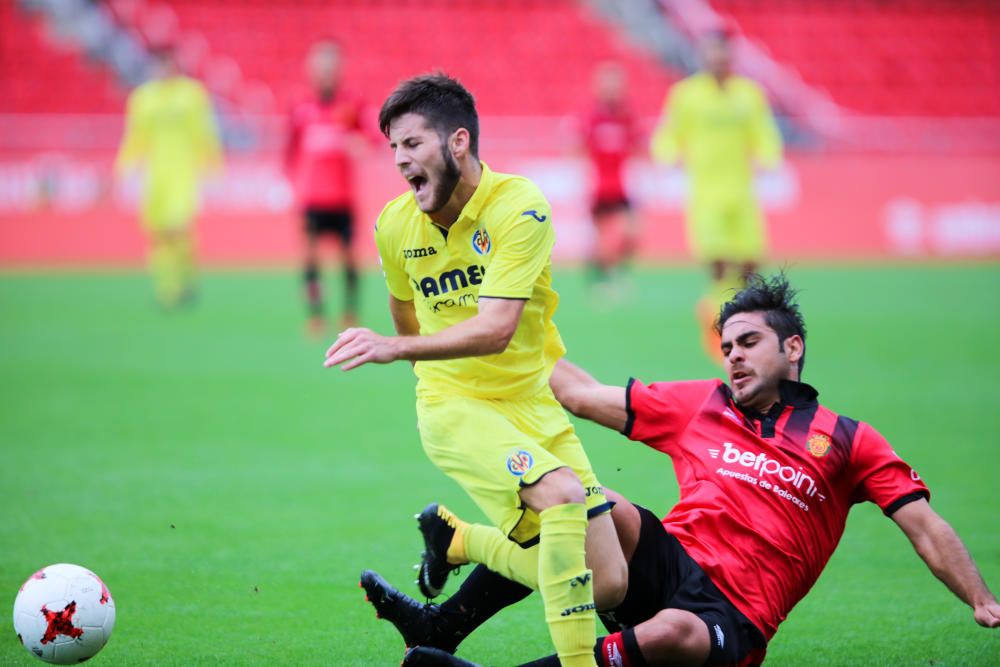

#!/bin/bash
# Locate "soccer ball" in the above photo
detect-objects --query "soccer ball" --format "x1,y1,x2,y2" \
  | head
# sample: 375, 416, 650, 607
12, 564, 115, 664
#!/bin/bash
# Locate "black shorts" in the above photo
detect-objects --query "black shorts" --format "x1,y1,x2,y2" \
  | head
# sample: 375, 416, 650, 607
592, 196, 631, 217
598, 505, 767, 667
305, 208, 353, 244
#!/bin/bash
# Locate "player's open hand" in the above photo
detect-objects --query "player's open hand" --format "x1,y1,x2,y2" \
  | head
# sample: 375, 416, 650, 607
324, 328, 399, 371
974, 601, 1000, 628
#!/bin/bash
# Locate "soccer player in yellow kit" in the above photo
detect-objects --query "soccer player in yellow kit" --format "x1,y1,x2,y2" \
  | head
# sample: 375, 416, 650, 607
325, 74, 627, 666
650, 30, 782, 361
115, 45, 222, 308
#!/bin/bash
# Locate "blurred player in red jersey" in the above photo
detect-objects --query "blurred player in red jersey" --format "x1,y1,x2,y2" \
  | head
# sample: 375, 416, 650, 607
579, 62, 641, 293
361, 274, 1000, 667
286, 37, 366, 335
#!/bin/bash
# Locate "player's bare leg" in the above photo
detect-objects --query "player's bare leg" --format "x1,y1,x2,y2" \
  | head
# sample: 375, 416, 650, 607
628, 608, 711, 666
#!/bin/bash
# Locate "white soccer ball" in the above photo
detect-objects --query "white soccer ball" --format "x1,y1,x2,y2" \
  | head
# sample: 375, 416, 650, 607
12, 564, 115, 664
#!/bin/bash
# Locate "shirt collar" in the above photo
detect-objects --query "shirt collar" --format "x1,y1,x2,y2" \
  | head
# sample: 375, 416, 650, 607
457, 161, 492, 224
730, 379, 819, 420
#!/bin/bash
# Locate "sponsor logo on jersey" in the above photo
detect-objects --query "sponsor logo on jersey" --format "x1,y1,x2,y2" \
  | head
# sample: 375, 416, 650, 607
521, 209, 548, 222
714, 442, 819, 498
472, 228, 491, 255
570, 573, 591, 587
402, 246, 437, 259
807, 433, 832, 458
506, 449, 534, 476
413, 265, 486, 297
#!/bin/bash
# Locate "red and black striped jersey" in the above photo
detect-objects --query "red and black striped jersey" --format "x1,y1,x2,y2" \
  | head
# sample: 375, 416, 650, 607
624, 378, 929, 641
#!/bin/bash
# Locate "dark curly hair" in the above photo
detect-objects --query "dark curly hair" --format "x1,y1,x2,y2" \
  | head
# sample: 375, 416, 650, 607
716, 273, 807, 373
378, 73, 479, 158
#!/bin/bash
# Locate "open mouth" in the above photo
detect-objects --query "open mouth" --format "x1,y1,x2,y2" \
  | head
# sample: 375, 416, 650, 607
407, 175, 428, 196
732, 370, 751, 384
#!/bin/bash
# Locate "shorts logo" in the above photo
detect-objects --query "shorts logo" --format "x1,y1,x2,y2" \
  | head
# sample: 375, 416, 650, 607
713, 624, 725, 649
807, 433, 832, 458
506, 450, 534, 476
472, 228, 491, 255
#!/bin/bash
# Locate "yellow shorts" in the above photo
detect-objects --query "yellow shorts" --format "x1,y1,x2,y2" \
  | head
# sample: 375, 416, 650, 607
416, 387, 609, 545
687, 199, 767, 263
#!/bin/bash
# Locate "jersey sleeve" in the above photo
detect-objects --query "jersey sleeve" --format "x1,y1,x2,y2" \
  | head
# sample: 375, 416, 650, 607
848, 422, 930, 516
114, 90, 147, 174
374, 210, 414, 301
624, 379, 720, 451
747, 83, 782, 168
477, 199, 554, 300
650, 85, 684, 164
194, 84, 223, 172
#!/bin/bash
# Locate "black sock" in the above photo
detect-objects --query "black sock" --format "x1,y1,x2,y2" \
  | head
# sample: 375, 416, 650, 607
434, 564, 533, 652
344, 265, 358, 314
304, 265, 322, 315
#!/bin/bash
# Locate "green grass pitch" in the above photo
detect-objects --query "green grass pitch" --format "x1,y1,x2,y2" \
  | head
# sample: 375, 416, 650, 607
1, 265, 998, 666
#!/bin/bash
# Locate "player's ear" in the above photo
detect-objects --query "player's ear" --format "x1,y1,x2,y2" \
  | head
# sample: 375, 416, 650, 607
784, 334, 804, 366
450, 128, 470, 158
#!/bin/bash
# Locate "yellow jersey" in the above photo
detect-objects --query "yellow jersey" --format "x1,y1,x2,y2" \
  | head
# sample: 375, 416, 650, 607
375, 163, 565, 399
115, 75, 222, 226
650, 73, 781, 206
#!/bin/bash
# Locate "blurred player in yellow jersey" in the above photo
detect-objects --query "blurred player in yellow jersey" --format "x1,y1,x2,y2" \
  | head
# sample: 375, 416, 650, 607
325, 74, 627, 666
651, 30, 782, 361
115, 44, 222, 308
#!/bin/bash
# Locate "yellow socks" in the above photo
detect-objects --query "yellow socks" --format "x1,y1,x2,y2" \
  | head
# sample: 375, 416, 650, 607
149, 239, 182, 307
456, 504, 597, 666
538, 503, 597, 667
463, 523, 539, 589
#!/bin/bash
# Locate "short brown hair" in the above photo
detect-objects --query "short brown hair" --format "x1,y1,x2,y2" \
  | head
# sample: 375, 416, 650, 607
378, 73, 479, 157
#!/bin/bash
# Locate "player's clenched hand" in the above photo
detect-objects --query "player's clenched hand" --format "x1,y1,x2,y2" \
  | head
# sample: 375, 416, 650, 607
974, 601, 1000, 628
324, 328, 400, 371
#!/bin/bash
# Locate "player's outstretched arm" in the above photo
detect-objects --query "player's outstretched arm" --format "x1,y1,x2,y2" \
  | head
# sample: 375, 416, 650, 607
324, 297, 525, 371
549, 359, 627, 432
892, 498, 1000, 628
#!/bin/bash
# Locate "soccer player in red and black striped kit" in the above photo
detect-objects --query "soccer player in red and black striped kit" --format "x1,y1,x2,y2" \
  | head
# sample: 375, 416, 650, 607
286, 37, 367, 335
362, 274, 1000, 667
580, 62, 641, 290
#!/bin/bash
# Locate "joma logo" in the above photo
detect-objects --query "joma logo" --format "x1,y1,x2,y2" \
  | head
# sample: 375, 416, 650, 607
403, 246, 437, 259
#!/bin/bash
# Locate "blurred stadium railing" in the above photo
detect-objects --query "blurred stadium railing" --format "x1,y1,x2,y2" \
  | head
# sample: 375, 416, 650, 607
1, 0, 998, 266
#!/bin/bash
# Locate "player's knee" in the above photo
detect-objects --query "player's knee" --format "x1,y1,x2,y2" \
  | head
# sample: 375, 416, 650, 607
520, 467, 585, 511
642, 609, 710, 665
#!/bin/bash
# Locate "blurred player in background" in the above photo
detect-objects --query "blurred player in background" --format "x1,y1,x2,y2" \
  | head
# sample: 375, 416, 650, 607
325, 74, 627, 666
115, 43, 222, 309
286, 37, 366, 336
579, 62, 641, 294
651, 29, 782, 362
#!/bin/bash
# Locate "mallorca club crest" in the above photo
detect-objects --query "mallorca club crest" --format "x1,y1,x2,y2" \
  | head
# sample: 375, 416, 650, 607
472, 228, 491, 255
807, 433, 832, 458
506, 449, 534, 477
